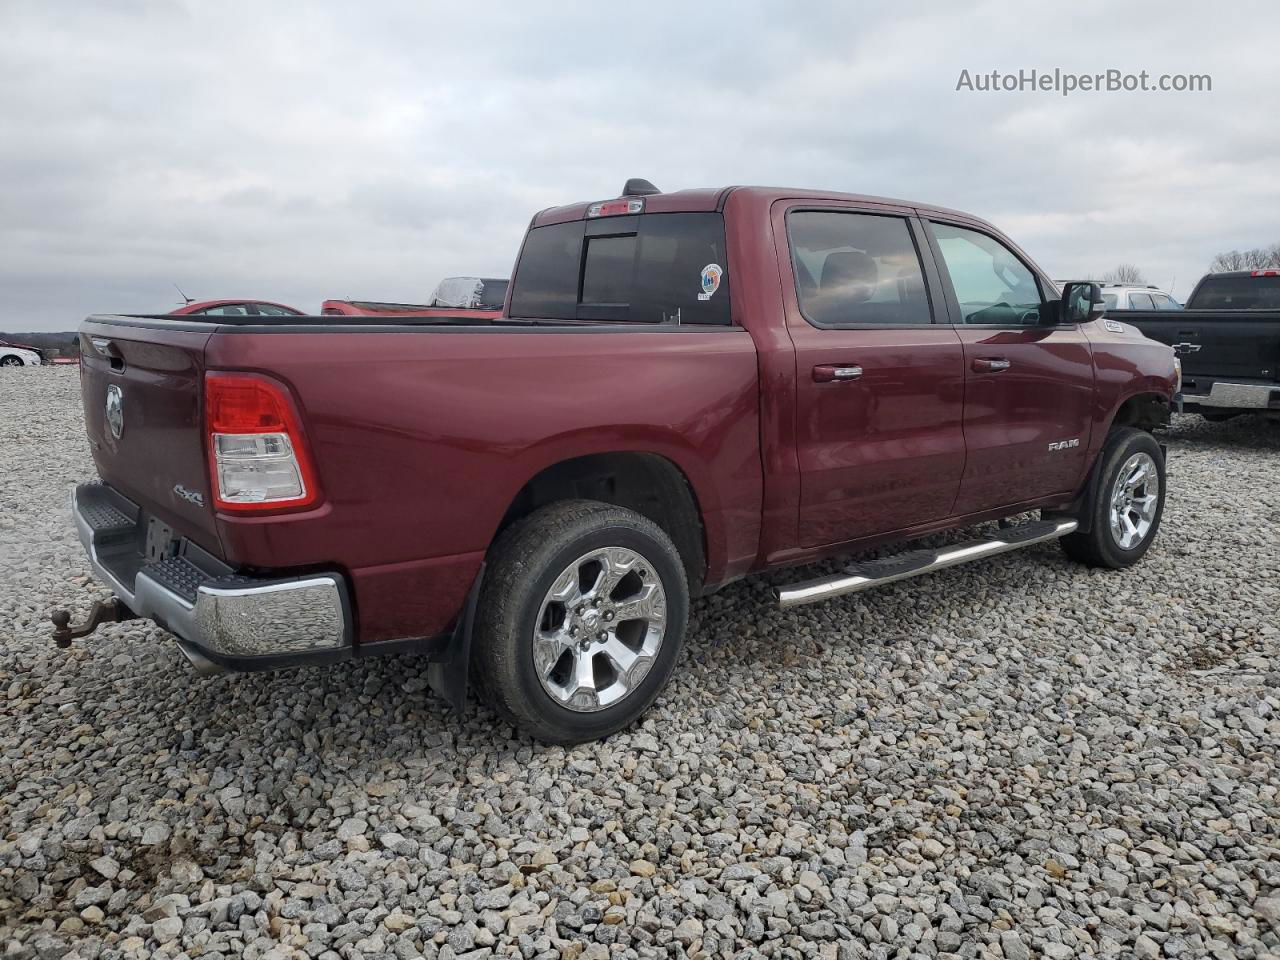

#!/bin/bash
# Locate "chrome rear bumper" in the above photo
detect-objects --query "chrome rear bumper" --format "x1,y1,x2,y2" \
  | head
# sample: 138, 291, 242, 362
1186, 381, 1280, 410
73, 482, 351, 672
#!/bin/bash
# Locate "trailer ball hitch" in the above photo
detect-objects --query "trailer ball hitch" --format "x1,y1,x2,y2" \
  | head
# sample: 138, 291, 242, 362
51, 599, 136, 648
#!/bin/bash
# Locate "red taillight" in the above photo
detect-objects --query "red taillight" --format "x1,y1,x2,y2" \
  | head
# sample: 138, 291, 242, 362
586, 198, 645, 218
1251, 269, 1280, 277
204, 373, 319, 512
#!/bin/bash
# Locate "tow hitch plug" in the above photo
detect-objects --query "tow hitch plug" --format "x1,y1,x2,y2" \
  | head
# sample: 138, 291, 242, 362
51, 599, 137, 649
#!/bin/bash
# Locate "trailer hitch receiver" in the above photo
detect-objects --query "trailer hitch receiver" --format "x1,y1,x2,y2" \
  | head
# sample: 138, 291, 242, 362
51, 599, 137, 648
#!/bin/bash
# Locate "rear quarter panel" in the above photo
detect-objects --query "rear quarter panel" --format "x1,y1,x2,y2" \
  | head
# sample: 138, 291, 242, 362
205, 326, 762, 642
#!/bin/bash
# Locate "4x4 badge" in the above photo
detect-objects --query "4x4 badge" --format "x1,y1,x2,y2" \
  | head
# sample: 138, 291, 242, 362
173, 484, 205, 507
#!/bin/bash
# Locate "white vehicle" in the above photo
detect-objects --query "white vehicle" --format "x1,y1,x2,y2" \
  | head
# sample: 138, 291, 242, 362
1099, 284, 1181, 311
0, 342, 43, 367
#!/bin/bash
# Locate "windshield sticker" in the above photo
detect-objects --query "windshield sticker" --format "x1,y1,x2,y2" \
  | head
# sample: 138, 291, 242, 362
698, 263, 723, 301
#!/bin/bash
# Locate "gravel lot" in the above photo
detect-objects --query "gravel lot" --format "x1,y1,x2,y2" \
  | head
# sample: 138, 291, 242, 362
2, 368, 1278, 960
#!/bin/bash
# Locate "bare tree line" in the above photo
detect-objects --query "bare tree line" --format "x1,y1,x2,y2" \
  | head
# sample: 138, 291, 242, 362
1101, 264, 1146, 284
1094, 244, 1279, 290
1208, 243, 1280, 272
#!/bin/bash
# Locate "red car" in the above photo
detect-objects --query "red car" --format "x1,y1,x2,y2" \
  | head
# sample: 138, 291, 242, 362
63, 180, 1178, 743
170, 300, 305, 317
322, 277, 508, 319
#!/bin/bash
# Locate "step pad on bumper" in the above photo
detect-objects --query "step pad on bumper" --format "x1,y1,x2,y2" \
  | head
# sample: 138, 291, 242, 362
145, 556, 253, 604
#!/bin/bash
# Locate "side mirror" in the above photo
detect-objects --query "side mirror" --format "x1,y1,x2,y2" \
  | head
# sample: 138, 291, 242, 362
1059, 281, 1105, 324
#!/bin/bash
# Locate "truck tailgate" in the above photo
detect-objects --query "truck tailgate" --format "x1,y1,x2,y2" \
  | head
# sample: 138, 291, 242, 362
79, 320, 220, 553
1121, 309, 1280, 381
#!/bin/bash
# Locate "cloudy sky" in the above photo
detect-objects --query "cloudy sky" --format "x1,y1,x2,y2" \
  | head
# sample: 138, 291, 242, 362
2, 0, 1277, 331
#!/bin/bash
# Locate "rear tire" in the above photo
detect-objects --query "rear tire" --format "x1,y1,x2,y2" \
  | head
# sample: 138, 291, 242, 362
1060, 427, 1166, 569
471, 500, 688, 744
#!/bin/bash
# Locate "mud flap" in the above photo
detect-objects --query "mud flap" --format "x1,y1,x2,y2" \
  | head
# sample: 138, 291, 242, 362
1045, 456, 1104, 535
426, 564, 484, 713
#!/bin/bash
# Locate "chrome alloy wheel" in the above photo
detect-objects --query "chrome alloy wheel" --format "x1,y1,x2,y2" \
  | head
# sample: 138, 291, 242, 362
1109, 452, 1159, 550
533, 546, 668, 713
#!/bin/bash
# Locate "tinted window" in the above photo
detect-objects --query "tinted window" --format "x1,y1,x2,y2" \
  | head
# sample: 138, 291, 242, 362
788, 212, 932, 326
1187, 276, 1280, 309
478, 279, 508, 308
1152, 294, 1181, 310
1128, 293, 1155, 309
581, 235, 636, 304
508, 213, 731, 324
254, 303, 302, 316
508, 221, 582, 319
1103, 294, 1119, 309
198, 304, 250, 316
931, 223, 1043, 325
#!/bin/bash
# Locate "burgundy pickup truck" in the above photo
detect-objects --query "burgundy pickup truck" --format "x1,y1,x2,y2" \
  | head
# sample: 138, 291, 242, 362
62, 180, 1179, 743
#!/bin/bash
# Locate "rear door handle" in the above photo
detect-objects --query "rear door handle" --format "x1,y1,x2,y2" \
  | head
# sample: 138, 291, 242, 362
972, 357, 1011, 373
813, 364, 863, 383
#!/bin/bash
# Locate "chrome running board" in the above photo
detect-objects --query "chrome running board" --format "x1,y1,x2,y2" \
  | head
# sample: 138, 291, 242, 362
776, 519, 1078, 610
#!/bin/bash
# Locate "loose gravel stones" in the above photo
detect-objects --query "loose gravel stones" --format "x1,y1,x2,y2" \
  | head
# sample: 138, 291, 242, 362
2, 369, 1278, 959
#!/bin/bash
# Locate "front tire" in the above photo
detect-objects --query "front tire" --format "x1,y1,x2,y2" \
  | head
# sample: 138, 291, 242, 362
1, 356, 22, 367
1060, 427, 1166, 569
472, 500, 688, 744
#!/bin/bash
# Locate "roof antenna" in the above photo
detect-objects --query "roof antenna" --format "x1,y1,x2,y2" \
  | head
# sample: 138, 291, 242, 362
622, 178, 661, 197
173, 283, 193, 305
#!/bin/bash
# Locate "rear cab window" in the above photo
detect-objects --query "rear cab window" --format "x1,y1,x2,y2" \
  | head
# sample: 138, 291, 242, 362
1188, 276, 1280, 309
508, 213, 732, 325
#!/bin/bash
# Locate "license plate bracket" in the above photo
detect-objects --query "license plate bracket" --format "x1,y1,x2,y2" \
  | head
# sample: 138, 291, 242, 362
144, 517, 177, 564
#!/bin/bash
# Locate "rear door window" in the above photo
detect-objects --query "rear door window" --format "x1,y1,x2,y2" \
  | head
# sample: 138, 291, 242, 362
509, 213, 732, 324
787, 211, 933, 326
1128, 293, 1155, 309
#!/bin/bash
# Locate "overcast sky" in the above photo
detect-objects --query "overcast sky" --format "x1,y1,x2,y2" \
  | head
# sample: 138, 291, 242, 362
2, 0, 1277, 331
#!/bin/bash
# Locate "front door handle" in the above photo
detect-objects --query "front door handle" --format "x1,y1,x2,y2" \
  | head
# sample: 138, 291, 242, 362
813, 364, 863, 383
972, 357, 1011, 373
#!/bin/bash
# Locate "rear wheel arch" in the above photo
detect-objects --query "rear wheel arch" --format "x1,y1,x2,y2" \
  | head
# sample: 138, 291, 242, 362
494, 451, 708, 595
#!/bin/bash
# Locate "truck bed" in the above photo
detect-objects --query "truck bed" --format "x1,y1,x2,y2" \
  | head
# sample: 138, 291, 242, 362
77, 313, 763, 647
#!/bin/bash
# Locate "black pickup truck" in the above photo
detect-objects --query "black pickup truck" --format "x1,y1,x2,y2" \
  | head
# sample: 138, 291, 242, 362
1122, 270, 1280, 419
